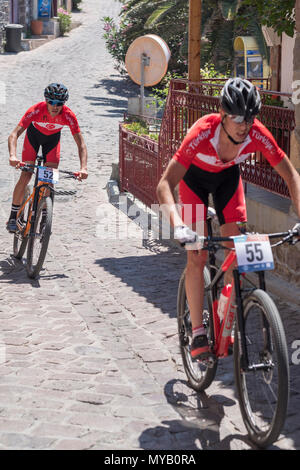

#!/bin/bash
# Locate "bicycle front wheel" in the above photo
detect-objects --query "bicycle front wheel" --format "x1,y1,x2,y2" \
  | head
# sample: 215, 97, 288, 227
26, 196, 53, 279
13, 186, 30, 259
234, 289, 289, 448
177, 266, 218, 392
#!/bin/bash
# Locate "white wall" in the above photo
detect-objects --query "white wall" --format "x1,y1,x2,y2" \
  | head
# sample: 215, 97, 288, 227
281, 32, 295, 94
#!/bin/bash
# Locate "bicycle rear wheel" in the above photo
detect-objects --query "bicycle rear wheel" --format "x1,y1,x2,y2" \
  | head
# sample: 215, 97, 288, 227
234, 289, 289, 448
13, 186, 30, 259
26, 196, 53, 279
177, 266, 218, 391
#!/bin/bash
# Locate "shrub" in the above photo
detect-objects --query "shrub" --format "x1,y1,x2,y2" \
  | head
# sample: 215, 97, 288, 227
58, 8, 72, 36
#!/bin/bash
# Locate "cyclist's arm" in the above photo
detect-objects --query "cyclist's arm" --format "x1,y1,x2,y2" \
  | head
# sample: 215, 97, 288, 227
8, 125, 25, 166
274, 155, 300, 218
73, 131, 88, 179
156, 159, 187, 228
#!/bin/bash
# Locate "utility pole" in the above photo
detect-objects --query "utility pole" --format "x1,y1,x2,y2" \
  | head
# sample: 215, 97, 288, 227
188, 0, 202, 82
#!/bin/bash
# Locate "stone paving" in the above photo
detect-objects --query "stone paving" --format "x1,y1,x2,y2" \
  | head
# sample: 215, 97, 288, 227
0, 0, 299, 451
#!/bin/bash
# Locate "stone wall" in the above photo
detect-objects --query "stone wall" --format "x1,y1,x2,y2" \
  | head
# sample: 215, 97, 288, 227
0, 0, 9, 52
294, 0, 300, 171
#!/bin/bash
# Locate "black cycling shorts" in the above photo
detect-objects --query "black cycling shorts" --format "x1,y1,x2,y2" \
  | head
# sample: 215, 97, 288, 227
22, 123, 61, 164
178, 164, 247, 226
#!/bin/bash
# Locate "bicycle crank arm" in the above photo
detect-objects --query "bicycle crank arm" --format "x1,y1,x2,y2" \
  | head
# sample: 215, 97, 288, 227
245, 361, 274, 372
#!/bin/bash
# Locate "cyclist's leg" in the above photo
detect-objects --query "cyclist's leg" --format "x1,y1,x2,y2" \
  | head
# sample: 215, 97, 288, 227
12, 128, 38, 206
185, 225, 208, 329
179, 179, 209, 357
7, 129, 37, 231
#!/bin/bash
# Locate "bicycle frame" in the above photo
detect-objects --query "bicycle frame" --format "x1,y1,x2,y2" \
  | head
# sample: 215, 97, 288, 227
205, 217, 269, 371
16, 157, 54, 238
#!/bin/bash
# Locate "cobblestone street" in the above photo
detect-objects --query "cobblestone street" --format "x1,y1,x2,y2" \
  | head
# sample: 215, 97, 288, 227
0, 0, 299, 451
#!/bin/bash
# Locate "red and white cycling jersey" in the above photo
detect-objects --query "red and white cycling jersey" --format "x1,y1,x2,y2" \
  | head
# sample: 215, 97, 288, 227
173, 114, 285, 172
19, 101, 80, 136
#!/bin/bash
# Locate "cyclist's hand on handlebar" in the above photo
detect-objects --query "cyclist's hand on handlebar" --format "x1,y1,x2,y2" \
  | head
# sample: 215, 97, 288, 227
9, 156, 21, 168
174, 225, 203, 250
174, 225, 197, 244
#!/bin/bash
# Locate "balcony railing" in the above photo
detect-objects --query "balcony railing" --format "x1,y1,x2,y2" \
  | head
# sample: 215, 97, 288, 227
120, 78, 295, 207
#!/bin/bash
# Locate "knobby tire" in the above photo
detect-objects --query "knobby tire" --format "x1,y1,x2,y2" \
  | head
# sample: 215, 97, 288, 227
13, 186, 31, 259
26, 196, 53, 279
234, 289, 289, 448
177, 266, 218, 391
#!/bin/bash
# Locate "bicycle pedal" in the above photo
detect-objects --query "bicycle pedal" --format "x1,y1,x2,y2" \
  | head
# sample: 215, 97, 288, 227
198, 354, 216, 368
16, 219, 25, 232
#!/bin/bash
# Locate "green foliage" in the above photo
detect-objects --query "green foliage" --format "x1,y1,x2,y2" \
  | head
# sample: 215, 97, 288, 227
238, 0, 295, 37
123, 117, 159, 141
149, 64, 228, 109
102, 0, 295, 79
263, 94, 284, 107
58, 8, 72, 35
101, 1, 189, 75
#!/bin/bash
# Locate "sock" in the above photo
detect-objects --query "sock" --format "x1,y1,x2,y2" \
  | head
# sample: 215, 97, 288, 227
9, 204, 21, 221
192, 325, 206, 339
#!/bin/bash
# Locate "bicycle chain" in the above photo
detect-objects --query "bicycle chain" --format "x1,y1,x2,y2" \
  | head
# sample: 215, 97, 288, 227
54, 190, 77, 196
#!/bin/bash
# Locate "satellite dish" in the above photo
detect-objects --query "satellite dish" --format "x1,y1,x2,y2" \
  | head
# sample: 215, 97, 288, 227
125, 34, 171, 114
125, 34, 171, 87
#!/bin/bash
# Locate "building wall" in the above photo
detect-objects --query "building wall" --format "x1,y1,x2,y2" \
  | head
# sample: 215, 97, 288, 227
0, 0, 9, 52
281, 33, 295, 95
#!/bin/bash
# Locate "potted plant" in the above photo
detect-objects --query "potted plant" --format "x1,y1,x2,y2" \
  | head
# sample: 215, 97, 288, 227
31, 19, 43, 35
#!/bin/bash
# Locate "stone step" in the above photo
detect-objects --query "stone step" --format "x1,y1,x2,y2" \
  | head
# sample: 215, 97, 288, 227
21, 35, 56, 51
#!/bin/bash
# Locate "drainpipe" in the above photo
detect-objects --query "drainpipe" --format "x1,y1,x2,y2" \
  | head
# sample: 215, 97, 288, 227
32, 0, 38, 19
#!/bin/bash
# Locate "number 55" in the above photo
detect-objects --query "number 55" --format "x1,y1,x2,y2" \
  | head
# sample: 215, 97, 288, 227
245, 243, 263, 262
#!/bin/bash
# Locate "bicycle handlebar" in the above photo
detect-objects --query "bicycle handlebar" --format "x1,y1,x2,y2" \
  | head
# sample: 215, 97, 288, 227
19, 162, 80, 179
185, 229, 299, 251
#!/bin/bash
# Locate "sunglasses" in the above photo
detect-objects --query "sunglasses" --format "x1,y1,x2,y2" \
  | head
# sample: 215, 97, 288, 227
228, 114, 254, 125
47, 99, 64, 106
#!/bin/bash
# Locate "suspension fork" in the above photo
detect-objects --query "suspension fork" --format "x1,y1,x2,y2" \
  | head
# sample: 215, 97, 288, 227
29, 183, 52, 236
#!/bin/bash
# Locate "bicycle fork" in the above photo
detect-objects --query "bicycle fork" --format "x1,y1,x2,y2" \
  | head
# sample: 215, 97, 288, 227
233, 269, 250, 372
233, 269, 273, 373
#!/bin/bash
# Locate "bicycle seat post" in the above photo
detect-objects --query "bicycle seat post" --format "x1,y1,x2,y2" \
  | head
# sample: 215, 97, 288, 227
37, 154, 46, 167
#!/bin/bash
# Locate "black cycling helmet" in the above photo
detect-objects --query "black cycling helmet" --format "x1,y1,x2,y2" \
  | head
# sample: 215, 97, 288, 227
44, 83, 69, 103
220, 78, 261, 121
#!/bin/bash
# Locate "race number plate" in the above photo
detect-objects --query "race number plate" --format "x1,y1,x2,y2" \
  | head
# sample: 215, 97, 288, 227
234, 234, 274, 273
38, 167, 59, 184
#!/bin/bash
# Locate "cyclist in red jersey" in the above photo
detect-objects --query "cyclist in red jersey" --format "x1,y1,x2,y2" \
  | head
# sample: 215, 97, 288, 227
157, 78, 300, 360
7, 83, 88, 232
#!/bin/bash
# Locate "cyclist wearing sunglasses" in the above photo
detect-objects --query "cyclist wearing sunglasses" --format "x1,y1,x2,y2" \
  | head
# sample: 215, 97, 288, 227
157, 77, 300, 360
6, 83, 88, 233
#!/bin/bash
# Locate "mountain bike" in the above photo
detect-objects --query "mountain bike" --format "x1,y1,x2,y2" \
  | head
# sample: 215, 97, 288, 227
177, 209, 299, 448
13, 155, 79, 279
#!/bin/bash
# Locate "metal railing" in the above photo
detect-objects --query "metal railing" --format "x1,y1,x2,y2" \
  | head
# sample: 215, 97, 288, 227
120, 78, 295, 206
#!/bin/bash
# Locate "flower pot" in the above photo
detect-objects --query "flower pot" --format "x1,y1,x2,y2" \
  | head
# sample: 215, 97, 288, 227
31, 20, 43, 35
